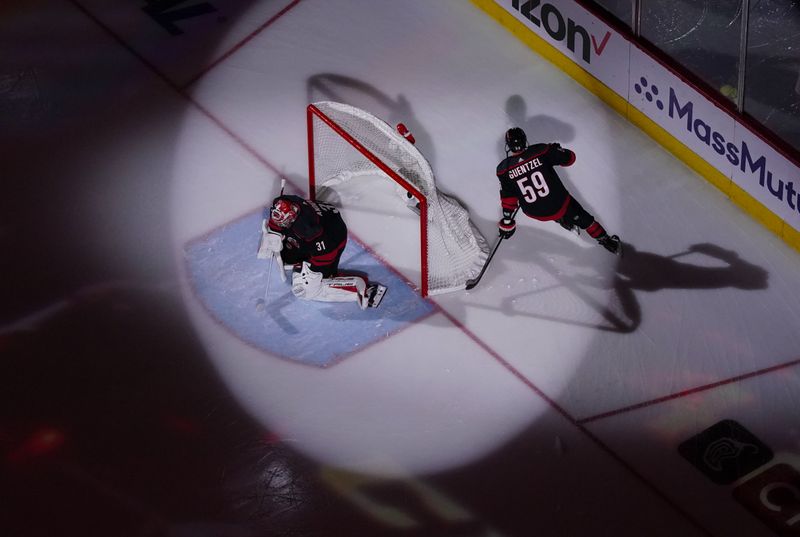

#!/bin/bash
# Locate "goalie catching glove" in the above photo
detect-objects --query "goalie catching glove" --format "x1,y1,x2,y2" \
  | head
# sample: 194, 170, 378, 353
257, 217, 284, 259
264, 230, 283, 253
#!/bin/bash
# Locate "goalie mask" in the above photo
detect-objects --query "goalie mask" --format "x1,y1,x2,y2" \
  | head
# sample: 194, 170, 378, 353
505, 127, 527, 154
270, 198, 300, 228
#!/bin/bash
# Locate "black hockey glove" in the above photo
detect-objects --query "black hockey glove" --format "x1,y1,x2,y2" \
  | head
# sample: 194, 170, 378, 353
498, 210, 516, 239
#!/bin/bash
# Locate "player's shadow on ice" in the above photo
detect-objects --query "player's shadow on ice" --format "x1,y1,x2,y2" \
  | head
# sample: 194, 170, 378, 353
497, 94, 576, 155
613, 242, 768, 292
465, 219, 768, 333
566, 240, 767, 332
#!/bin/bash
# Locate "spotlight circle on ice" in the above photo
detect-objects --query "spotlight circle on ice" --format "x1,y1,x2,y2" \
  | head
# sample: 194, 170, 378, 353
170, 1, 621, 476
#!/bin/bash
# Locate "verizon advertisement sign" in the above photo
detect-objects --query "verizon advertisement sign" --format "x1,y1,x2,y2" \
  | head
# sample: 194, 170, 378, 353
492, 0, 800, 236
495, 0, 629, 98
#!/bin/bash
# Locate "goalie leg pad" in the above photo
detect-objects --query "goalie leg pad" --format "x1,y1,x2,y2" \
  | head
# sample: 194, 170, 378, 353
292, 263, 322, 299
291, 262, 367, 305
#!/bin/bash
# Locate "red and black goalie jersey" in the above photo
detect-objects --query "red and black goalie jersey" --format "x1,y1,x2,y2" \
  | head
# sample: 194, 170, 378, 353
496, 142, 576, 220
268, 195, 348, 277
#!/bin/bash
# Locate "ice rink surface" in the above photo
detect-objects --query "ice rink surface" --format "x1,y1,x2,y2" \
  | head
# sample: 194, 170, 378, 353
3, 1, 800, 536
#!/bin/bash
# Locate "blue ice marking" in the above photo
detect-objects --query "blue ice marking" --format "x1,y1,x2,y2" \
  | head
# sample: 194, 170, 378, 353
184, 211, 435, 367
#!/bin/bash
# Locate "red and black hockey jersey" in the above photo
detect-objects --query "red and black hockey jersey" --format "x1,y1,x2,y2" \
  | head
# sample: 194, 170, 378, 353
496, 142, 576, 220
268, 195, 348, 276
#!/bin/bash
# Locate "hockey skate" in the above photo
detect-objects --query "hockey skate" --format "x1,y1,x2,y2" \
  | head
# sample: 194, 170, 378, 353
598, 234, 622, 256
362, 284, 387, 309
556, 217, 580, 236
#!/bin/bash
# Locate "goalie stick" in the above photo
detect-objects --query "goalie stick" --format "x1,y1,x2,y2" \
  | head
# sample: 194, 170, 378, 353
256, 178, 288, 309
465, 207, 519, 291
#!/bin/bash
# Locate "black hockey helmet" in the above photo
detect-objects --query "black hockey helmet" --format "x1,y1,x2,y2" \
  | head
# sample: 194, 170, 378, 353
505, 127, 527, 153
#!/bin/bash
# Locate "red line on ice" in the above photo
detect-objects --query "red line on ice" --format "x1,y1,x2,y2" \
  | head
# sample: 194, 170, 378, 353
578, 356, 800, 424
66, 0, 291, 184
436, 307, 715, 536
181, 0, 304, 88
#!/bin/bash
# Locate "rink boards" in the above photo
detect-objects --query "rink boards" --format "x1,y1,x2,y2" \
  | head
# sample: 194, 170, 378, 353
474, 0, 800, 252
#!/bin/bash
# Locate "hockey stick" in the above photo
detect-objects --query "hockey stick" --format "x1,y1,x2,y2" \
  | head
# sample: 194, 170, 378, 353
260, 254, 275, 305
257, 179, 288, 309
465, 207, 519, 291
275, 178, 288, 283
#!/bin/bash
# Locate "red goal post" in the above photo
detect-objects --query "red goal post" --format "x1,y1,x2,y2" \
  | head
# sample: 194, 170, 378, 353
306, 101, 489, 297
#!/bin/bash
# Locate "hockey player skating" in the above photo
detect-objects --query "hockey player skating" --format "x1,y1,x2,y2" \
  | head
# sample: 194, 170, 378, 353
258, 194, 385, 309
495, 127, 621, 255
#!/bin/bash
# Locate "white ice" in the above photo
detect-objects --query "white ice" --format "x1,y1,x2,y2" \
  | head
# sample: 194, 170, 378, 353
15, 0, 800, 535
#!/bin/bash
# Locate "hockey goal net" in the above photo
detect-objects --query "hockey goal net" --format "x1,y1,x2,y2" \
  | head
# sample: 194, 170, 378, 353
307, 101, 489, 297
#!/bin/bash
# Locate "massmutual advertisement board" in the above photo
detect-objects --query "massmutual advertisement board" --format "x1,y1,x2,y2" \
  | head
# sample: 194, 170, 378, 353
494, 0, 800, 238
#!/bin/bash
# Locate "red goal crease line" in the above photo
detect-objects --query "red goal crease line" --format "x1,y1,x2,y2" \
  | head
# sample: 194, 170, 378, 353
578, 356, 800, 424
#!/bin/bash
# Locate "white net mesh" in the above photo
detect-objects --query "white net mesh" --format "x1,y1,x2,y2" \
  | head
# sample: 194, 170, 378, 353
309, 101, 489, 296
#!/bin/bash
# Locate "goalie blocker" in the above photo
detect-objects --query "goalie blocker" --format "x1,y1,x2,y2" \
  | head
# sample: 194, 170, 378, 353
258, 194, 386, 309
